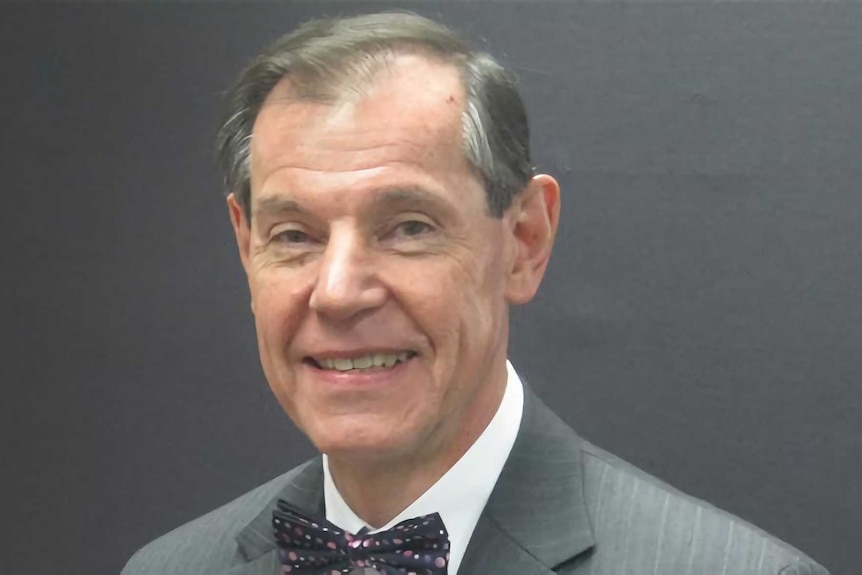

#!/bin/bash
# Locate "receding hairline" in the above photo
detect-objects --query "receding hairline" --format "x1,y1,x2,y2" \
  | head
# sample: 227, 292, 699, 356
256, 46, 468, 110
247, 52, 475, 208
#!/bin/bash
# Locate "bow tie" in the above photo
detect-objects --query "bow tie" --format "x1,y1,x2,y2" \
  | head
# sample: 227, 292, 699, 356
272, 499, 450, 574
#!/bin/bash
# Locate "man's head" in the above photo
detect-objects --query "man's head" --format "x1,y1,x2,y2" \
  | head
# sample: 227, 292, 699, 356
220, 13, 560, 470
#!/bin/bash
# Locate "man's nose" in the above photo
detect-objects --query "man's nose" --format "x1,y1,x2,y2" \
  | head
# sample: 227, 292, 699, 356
308, 232, 387, 321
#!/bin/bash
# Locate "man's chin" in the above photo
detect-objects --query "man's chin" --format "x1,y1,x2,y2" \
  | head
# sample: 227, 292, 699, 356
311, 424, 424, 465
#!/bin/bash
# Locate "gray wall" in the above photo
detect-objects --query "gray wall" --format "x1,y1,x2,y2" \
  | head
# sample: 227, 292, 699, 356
1, 2, 859, 573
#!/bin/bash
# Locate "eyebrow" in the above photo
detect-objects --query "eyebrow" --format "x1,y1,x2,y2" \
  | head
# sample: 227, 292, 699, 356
253, 186, 452, 218
253, 196, 307, 218
369, 186, 450, 213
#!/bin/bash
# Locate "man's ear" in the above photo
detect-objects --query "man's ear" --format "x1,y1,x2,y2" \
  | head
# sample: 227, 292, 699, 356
505, 174, 561, 305
227, 193, 252, 275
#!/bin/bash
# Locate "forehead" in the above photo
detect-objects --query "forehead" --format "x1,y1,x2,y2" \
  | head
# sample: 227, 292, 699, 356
249, 55, 468, 191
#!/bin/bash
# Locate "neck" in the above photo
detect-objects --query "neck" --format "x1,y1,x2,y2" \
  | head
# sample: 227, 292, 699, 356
327, 364, 508, 528
328, 452, 452, 528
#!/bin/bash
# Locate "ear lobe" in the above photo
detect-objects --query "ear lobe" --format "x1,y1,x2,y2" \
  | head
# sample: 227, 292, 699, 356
505, 174, 561, 305
227, 193, 252, 274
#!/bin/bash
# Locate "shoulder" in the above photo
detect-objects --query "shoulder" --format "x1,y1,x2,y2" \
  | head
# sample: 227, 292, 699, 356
121, 462, 310, 575
577, 440, 829, 575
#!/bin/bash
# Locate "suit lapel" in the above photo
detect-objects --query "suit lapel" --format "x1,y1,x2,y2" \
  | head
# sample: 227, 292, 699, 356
231, 458, 325, 574
459, 388, 596, 574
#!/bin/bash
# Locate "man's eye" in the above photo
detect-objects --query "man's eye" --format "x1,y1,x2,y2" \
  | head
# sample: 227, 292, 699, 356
273, 229, 309, 244
395, 220, 433, 237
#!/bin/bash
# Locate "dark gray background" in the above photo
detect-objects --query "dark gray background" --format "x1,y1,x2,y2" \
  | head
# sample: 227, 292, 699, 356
1, 2, 859, 573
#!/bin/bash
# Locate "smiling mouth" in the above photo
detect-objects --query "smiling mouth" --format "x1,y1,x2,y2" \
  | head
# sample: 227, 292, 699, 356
306, 352, 417, 372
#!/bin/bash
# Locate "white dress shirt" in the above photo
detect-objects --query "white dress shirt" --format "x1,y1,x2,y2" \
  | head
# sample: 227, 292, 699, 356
323, 360, 525, 575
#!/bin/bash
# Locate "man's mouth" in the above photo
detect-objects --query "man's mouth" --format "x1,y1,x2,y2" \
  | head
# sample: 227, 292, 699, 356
306, 351, 417, 372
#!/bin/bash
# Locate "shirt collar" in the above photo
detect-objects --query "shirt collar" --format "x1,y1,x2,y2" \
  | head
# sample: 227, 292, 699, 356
322, 360, 524, 575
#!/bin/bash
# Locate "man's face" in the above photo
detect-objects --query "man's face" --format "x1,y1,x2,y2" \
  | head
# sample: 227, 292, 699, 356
230, 56, 525, 465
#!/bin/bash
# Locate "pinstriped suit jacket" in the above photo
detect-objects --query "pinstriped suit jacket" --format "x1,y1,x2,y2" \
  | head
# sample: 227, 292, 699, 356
122, 390, 829, 574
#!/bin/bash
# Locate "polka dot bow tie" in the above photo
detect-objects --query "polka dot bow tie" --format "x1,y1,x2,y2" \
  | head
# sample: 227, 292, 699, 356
272, 499, 450, 574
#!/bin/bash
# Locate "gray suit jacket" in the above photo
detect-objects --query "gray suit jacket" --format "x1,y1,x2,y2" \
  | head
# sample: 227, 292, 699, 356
122, 390, 829, 574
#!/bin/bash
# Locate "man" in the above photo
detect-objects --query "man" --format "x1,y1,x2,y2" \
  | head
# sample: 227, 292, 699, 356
123, 12, 828, 575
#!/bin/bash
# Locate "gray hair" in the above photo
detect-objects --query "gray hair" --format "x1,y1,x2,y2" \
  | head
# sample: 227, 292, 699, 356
216, 12, 532, 220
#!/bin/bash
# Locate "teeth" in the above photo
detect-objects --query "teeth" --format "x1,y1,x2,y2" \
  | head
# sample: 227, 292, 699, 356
319, 353, 411, 371
333, 358, 353, 371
